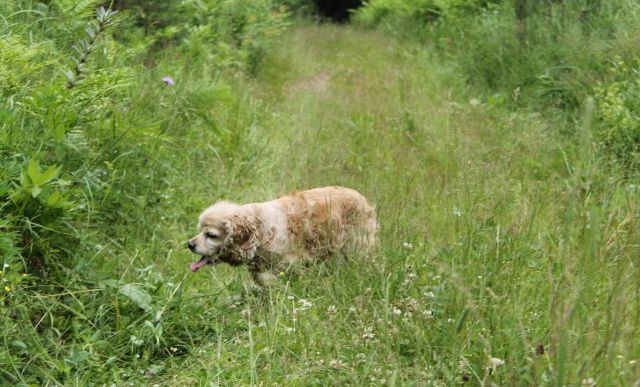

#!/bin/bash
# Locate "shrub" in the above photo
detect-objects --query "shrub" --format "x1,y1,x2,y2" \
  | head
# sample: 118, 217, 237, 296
354, 0, 640, 165
594, 57, 640, 167
0, 0, 288, 383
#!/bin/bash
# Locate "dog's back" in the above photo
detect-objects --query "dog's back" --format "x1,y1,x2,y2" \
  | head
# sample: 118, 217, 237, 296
293, 186, 377, 255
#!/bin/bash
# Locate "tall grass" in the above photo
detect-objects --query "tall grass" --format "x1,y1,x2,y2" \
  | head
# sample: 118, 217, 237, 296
1, 0, 288, 384
1, 0, 639, 385
354, 0, 640, 168
159, 25, 639, 385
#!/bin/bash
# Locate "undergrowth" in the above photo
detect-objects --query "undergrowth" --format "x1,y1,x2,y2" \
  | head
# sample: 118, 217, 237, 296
1, 0, 639, 385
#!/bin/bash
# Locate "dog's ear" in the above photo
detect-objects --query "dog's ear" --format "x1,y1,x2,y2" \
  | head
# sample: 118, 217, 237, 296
223, 215, 260, 261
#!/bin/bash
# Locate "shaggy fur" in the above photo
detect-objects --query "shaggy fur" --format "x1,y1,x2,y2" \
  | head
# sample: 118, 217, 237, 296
187, 186, 377, 286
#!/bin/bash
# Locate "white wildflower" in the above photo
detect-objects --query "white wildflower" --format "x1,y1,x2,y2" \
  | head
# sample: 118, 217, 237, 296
453, 206, 462, 217
327, 305, 337, 314
489, 357, 505, 367
362, 327, 375, 341
403, 242, 413, 249
581, 378, 595, 386
423, 309, 434, 318
406, 297, 419, 311
298, 298, 313, 310
328, 359, 345, 369
349, 306, 357, 314
391, 306, 402, 316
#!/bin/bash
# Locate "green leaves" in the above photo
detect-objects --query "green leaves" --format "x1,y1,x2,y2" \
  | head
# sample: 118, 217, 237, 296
12, 159, 59, 199
101, 279, 154, 312
119, 283, 153, 312
10, 159, 75, 210
28, 159, 60, 190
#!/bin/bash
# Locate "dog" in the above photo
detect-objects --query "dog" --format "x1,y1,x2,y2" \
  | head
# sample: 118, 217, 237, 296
187, 186, 377, 286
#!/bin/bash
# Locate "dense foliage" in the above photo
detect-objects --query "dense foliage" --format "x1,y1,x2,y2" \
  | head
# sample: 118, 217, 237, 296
355, 0, 640, 168
2, 0, 639, 385
1, 0, 287, 383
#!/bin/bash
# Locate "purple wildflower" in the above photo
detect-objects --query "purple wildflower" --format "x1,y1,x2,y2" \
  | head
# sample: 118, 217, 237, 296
162, 76, 175, 86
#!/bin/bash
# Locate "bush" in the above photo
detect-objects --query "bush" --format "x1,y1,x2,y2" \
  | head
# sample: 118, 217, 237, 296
0, 0, 288, 383
595, 58, 640, 167
354, 0, 640, 165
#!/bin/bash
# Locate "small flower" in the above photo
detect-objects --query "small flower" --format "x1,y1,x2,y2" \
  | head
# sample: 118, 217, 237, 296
348, 306, 357, 313
406, 297, 419, 311
447, 318, 455, 323
453, 206, 462, 217
4, 286, 10, 292
327, 305, 337, 314
170, 347, 178, 352
328, 359, 345, 369
581, 378, 595, 386
298, 298, 313, 310
403, 242, 413, 249
362, 327, 375, 341
391, 306, 402, 316
287, 295, 295, 300
162, 76, 175, 86
285, 327, 295, 333
424, 291, 436, 298
423, 309, 434, 318
489, 357, 505, 367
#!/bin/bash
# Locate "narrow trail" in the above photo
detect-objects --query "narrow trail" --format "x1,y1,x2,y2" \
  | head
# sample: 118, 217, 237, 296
254, 24, 556, 243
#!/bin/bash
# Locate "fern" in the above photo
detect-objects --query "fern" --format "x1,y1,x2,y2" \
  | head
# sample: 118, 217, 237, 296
65, 6, 117, 89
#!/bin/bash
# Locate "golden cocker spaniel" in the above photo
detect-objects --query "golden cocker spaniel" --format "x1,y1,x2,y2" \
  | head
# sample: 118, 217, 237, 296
187, 186, 377, 286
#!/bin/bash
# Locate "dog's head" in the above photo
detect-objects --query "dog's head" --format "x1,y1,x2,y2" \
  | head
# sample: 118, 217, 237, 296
187, 202, 260, 272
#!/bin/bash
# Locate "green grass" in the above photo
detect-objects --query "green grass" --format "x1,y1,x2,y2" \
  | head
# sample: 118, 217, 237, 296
2, 14, 640, 385
147, 24, 639, 385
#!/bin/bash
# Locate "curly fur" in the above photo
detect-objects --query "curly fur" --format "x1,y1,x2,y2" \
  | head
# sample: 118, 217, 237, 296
187, 186, 378, 286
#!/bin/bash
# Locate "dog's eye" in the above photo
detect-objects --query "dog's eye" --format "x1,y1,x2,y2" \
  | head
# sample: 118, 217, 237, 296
205, 232, 218, 239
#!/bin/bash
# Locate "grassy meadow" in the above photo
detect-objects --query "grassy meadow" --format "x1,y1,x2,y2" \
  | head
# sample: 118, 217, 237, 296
2, 1, 640, 385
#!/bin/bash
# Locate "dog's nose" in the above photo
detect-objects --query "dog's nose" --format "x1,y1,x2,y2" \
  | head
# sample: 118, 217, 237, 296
187, 240, 196, 251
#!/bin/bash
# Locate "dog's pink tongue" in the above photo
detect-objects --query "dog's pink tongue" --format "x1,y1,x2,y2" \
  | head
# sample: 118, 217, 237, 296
190, 257, 210, 272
